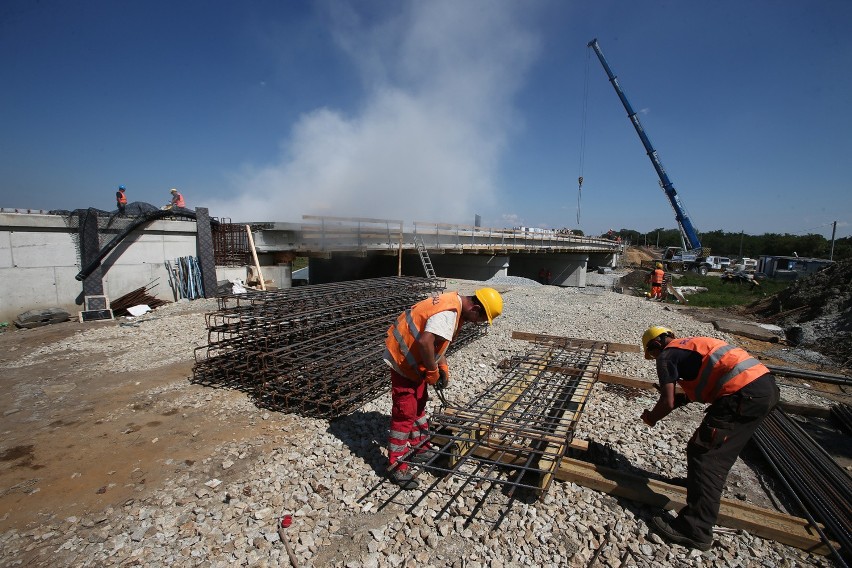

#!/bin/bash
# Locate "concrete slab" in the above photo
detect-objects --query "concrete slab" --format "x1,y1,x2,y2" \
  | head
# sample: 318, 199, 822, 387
713, 318, 780, 343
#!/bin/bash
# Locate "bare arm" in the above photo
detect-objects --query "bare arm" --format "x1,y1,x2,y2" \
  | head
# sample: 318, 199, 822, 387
641, 382, 676, 427
415, 331, 438, 372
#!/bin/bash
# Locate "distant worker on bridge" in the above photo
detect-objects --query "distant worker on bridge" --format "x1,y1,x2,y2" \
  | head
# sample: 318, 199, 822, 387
639, 326, 780, 551
382, 288, 503, 489
116, 185, 127, 216
169, 188, 186, 209
647, 262, 665, 300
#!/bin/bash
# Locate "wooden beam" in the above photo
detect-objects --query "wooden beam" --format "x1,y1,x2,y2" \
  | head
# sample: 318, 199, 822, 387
511, 332, 641, 353
555, 457, 835, 556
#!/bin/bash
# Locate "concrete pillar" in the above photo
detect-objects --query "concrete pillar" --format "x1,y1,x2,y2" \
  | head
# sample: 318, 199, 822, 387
194, 207, 218, 299
79, 208, 104, 297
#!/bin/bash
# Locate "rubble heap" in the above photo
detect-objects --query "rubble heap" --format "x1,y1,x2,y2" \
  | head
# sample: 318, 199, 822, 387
748, 259, 852, 370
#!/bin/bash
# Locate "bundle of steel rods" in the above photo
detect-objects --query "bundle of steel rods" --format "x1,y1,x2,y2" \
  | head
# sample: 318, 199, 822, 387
752, 409, 852, 565
110, 282, 170, 316
831, 403, 852, 436
192, 277, 487, 418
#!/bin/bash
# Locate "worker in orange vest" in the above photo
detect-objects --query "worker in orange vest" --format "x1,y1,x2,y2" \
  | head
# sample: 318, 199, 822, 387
648, 262, 665, 300
382, 288, 503, 489
169, 188, 186, 209
640, 327, 780, 551
116, 185, 127, 216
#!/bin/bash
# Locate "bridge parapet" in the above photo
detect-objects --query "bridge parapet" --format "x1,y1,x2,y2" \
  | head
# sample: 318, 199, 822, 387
250, 215, 620, 256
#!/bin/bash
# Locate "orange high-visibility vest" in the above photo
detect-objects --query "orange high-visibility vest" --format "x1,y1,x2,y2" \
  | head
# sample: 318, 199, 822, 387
117, 191, 127, 205
384, 292, 461, 382
664, 337, 769, 403
651, 268, 665, 285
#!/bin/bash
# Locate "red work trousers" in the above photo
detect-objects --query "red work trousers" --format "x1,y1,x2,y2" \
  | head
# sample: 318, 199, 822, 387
388, 370, 431, 471
651, 284, 663, 299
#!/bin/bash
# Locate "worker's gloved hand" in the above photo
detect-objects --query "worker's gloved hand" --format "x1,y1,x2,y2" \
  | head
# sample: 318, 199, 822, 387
435, 368, 448, 390
423, 367, 440, 385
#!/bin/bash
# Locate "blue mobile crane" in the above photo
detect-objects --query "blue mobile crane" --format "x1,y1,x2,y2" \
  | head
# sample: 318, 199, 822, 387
588, 38, 710, 272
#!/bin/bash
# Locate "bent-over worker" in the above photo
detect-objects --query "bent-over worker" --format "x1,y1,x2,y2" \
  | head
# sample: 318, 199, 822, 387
382, 288, 503, 489
640, 326, 779, 551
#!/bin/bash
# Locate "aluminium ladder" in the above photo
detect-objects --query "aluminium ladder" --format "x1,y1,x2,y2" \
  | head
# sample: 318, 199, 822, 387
415, 236, 437, 279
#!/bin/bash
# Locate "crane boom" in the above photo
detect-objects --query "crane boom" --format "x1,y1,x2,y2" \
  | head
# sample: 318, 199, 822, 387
587, 38, 702, 253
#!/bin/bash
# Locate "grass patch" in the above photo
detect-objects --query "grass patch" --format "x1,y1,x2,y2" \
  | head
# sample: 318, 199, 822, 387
293, 257, 309, 271
671, 274, 791, 308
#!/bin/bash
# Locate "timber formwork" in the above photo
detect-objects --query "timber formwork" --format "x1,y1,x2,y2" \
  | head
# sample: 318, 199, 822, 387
399, 336, 606, 502
192, 277, 486, 418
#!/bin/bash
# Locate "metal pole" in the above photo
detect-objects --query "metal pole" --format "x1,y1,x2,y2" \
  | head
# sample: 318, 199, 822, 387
829, 221, 836, 261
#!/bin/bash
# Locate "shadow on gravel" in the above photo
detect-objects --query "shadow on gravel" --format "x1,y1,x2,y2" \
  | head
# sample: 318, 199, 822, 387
326, 410, 390, 478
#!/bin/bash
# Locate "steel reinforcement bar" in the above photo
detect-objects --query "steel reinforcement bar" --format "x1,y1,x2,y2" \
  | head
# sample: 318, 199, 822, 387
753, 409, 852, 566
192, 277, 488, 418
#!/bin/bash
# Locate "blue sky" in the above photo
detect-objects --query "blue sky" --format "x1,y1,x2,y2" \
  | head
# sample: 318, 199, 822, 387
2, 1, 850, 240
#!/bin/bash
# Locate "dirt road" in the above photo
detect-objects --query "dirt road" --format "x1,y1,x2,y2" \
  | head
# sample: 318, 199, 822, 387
0, 315, 271, 534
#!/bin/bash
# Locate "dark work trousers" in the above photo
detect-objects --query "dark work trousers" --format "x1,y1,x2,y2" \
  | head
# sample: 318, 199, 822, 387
675, 374, 780, 541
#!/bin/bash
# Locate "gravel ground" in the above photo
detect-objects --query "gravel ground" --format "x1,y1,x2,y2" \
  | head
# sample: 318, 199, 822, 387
0, 282, 837, 567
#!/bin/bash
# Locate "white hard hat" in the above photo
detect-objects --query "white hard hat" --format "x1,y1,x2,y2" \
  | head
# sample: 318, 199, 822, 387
170, 188, 178, 193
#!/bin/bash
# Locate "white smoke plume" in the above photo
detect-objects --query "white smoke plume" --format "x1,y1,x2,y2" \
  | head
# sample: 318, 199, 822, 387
206, 1, 539, 225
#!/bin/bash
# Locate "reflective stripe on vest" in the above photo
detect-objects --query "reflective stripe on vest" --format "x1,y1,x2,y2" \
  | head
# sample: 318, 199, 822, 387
665, 337, 769, 403
385, 293, 460, 382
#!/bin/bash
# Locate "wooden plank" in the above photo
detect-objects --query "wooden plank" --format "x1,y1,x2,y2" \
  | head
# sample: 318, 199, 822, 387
555, 457, 835, 555
246, 225, 266, 291
666, 282, 688, 304
511, 332, 641, 353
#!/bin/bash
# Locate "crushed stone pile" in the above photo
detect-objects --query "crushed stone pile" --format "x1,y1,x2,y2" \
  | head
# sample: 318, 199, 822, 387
0, 284, 839, 567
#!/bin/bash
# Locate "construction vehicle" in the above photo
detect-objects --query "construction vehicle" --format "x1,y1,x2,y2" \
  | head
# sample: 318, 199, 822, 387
588, 39, 711, 274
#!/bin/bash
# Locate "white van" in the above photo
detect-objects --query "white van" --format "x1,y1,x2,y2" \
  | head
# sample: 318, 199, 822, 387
732, 258, 758, 272
703, 256, 731, 271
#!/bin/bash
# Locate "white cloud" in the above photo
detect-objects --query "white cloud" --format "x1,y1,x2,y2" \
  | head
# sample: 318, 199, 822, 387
207, 1, 539, 224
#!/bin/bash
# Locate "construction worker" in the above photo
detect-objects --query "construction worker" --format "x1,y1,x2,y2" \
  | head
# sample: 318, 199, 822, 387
640, 327, 780, 551
382, 288, 503, 489
648, 262, 665, 300
169, 188, 186, 209
116, 185, 127, 216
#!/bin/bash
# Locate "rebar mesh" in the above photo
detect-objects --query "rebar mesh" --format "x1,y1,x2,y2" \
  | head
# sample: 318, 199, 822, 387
192, 277, 487, 418
399, 340, 606, 502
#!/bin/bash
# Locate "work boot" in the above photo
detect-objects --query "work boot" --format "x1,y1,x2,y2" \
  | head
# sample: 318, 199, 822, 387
388, 468, 419, 490
409, 448, 439, 465
651, 515, 712, 551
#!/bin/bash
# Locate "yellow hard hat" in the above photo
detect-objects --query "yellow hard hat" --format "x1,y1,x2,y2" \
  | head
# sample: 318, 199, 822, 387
641, 326, 673, 359
474, 287, 503, 324
655, 262, 663, 269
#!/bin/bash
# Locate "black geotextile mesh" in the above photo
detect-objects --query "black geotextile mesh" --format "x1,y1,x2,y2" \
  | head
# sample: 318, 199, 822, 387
51, 202, 164, 253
